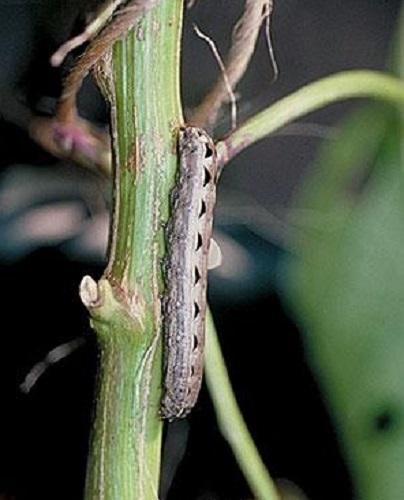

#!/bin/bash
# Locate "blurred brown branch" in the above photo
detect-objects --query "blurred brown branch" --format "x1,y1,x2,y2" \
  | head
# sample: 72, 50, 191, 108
189, 0, 277, 130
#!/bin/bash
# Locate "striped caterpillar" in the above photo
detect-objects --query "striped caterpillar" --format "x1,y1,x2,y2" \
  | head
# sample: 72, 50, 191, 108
161, 126, 220, 421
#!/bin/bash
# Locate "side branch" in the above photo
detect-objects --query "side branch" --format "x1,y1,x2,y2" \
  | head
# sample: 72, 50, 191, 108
216, 70, 404, 166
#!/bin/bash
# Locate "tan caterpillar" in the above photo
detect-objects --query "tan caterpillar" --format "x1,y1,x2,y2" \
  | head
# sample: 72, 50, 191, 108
161, 127, 220, 420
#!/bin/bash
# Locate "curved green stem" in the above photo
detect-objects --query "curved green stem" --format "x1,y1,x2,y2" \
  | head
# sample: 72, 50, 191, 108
205, 310, 280, 500
217, 70, 404, 165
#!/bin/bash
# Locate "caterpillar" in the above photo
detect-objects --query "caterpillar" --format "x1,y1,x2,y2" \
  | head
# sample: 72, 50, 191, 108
161, 126, 220, 420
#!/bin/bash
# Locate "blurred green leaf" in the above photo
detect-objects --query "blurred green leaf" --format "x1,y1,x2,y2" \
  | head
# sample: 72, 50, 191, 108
284, 102, 404, 499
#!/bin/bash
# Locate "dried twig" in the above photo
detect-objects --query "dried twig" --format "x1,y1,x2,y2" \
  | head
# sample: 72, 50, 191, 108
189, 0, 277, 130
56, 0, 160, 123
20, 338, 85, 394
193, 24, 238, 130
29, 0, 160, 172
263, 1, 278, 82
50, 1, 124, 67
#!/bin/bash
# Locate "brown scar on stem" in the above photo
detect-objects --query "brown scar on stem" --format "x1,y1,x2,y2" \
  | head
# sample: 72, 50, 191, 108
126, 141, 139, 173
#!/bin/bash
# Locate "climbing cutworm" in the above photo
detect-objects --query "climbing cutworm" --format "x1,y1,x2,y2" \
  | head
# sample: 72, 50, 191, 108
161, 127, 219, 420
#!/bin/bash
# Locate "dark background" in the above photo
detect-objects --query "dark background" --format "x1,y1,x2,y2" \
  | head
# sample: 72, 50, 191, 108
0, 1, 400, 498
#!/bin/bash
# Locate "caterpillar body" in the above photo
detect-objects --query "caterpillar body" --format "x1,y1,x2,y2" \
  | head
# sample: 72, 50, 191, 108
161, 126, 218, 421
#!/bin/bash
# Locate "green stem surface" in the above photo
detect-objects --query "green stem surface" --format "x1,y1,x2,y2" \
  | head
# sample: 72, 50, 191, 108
83, 2, 183, 499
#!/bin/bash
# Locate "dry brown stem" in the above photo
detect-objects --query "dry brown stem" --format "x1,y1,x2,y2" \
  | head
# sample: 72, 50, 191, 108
189, 0, 276, 131
193, 24, 238, 130
30, 0, 160, 172
56, 0, 160, 123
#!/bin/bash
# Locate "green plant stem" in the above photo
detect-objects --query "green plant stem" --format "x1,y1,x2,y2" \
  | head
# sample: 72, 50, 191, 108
83, 1, 184, 499
83, 280, 163, 500
205, 310, 280, 500
217, 70, 404, 166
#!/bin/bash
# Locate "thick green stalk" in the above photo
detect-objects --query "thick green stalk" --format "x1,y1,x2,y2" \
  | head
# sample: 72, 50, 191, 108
217, 70, 404, 166
82, 2, 184, 499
